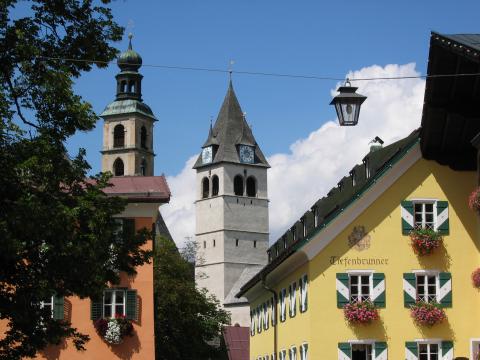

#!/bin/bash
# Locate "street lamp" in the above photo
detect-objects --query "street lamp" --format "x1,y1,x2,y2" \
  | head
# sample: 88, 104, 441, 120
330, 79, 367, 126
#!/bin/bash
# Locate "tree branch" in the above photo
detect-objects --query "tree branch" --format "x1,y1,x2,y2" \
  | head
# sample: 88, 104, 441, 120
3, 73, 40, 130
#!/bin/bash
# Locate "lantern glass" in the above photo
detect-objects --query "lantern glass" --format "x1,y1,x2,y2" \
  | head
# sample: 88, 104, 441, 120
330, 84, 367, 126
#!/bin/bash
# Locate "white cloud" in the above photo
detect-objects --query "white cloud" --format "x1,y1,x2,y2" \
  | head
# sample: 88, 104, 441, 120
163, 63, 425, 248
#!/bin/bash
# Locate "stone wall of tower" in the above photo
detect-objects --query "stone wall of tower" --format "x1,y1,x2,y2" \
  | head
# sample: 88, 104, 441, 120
101, 114, 154, 176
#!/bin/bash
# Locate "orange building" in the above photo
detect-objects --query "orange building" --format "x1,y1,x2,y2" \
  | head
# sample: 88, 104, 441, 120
41, 176, 170, 360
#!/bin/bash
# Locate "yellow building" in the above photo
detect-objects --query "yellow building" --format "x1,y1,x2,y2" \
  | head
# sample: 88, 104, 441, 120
238, 32, 480, 360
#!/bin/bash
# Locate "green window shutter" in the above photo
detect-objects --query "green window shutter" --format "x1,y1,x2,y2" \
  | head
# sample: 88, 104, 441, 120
338, 342, 351, 360
374, 342, 387, 360
126, 289, 138, 321
403, 273, 416, 307
401, 200, 414, 235
405, 342, 418, 360
90, 297, 103, 320
436, 201, 449, 235
438, 272, 452, 308
53, 295, 64, 320
441, 341, 453, 360
123, 219, 136, 241
336, 273, 349, 308
372, 273, 386, 308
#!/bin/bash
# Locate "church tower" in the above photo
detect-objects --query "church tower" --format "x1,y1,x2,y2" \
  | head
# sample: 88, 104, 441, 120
193, 81, 269, 326
100, 34, 156, 176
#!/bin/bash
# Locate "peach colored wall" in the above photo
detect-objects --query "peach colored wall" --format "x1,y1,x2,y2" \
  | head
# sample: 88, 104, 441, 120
1, 217, 156, 360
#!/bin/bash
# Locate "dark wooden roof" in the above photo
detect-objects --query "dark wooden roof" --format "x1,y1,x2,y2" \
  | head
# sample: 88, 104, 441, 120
420, 32, 480, 170
193, 81, 269, 169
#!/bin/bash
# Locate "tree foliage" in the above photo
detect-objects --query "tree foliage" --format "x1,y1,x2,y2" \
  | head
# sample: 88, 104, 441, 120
0, 1, 152, 358
154, 237, 231, 360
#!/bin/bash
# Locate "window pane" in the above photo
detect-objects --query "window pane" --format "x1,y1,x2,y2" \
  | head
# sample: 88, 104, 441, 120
351, 276, 358, 284
351, 285, 358, 295
426, 214, 433, 223
115, 290, 124, 304
104, 305, 112, 318
415, 203, 422, 212
104, 291, 112, 304
362, 285, 370, 295
417, 276, 425, 285
115, 305, 124, 316
427, 276, 436, 285
425, 203, 433, 212
419, 355, 428, 360
415, 214, 423, 223
361, 276, 369, 285
430, 344, 438, 354
419, 344, 428, 353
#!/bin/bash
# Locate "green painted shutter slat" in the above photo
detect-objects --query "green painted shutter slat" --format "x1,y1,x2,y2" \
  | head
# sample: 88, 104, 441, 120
338, 342, 351, 359
439, 272, 452, 308
436, 201, 449, 235
53, 295, 64, 320
405, 342, 418, 359
401, 200, 414, 235
441, 341, 453, 359
90, 298, 103, 320
336, 273, 349, 308
374, 342, 387, 359
372, 273, 386, 308
126, 289, 137, 321
403, 273, 416, 308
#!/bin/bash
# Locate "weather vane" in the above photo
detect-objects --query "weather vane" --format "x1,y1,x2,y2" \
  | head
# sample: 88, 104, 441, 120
228, 59, 235, 80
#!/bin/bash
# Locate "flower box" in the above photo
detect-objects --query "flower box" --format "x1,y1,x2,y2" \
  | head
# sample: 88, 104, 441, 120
472, 268, 480, 288
343, 300, 379, 324
409, 228, 442, 256
94, 315, 134, 345
468, 187, 480, 214
410, 301, 446, 327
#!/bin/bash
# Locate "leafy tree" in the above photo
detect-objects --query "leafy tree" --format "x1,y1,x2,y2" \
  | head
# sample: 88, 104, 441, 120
154, 237, 231, 360
0, 1, 151, 358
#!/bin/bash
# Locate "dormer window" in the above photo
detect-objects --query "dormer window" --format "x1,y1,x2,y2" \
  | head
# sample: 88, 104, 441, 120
364, 157, 371, 179
312, 207, 318, 227
350, 170, 356, 187
337, 181, 343, 192
292, 227, 296, 241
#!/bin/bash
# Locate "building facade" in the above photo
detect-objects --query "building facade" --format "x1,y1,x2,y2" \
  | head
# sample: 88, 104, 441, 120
193, 82, 270, 326
239, 32, 480, 360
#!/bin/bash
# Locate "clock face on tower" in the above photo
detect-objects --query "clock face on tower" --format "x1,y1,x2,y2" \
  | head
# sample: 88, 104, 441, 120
202, 146, 213, 164
239, 145, 254, 164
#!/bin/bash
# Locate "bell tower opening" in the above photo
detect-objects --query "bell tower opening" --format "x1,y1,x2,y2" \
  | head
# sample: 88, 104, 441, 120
113, 158, 124, 176
234, 175, 244, 196
113, 124, 125, 148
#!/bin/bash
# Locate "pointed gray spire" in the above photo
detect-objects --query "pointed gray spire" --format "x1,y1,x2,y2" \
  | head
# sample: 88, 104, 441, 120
193, 82, 269, 168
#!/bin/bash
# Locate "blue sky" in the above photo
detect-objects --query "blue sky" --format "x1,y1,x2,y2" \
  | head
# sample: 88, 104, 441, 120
67, 0, 480, 177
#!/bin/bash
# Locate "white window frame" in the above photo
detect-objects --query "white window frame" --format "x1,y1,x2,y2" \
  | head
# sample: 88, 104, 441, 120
289, 282, 297, 317
279, 350, 287, 360
413, 270, 440, 303
299, 274, 308, 312
416, 340, 441, 360
300, 343, 308, 360
280, 288, 287, 322
347, 271, 373, 302
289, 346, 297, 360
470, 338, 480, 360
250, 310, 255, 336
412, 199, 437, 230
348, 340, 375, 360
313, 207, 318, 227
103, 289, 126, 318
263, 301, 269, 330
271, 296, 276, 326
40, 296, 54, 319
256, 306, 262, 333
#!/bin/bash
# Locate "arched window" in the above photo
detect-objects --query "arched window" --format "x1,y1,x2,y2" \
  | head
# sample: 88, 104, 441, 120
121, 81, 127, 93
113, 158, 124, 176
234, 175, 244, 196
140, 158, 147, 176
212, 175, 219, 196
140, 126, 147, 149
202, 177, 209, 199
129, 81, 135, 93
246, 176, 257, 197
113, 124, 125, 148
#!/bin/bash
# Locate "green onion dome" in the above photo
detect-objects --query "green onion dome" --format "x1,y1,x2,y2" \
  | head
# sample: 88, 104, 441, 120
117, 33, 142, 72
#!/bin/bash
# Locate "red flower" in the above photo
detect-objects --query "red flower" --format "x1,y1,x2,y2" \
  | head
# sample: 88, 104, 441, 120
410, 301, 446, 327
472, 268, 480, 288
468, 187, 480, 213
409, 228, 442, 256
343, 300, 379, 324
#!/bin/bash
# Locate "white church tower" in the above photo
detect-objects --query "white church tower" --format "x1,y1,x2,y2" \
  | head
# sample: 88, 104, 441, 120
193, 81, 269, 326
